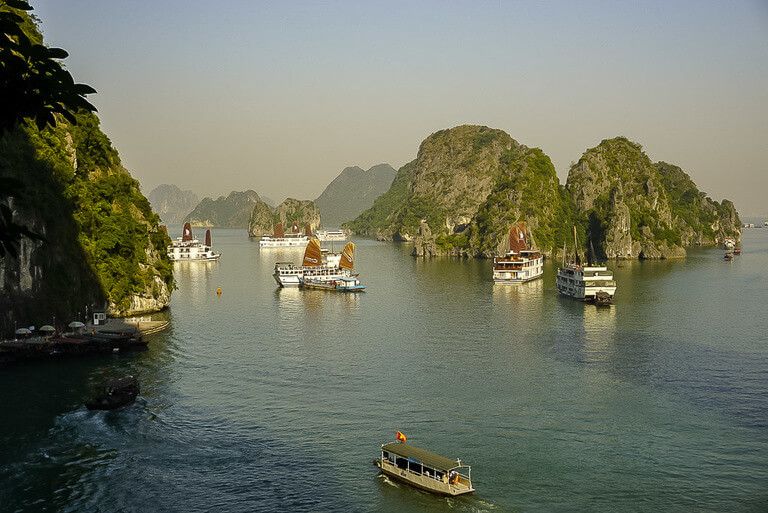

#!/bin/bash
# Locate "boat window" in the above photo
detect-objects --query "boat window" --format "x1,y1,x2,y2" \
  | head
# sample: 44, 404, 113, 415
422, 466, 437, 478
408, 460, 423, 474
395, 457, 408, 470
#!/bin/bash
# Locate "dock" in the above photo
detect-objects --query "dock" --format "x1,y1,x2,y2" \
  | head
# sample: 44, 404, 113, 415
0, 317, 169, 365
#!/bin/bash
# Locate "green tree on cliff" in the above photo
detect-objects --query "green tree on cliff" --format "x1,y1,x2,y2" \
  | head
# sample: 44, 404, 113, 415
0, 0, 97, 257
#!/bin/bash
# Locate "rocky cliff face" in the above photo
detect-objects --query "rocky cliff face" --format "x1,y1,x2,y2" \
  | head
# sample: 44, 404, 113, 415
348, 125, 571, 257
567, 137, 740, 259
655, 162, 741, 246
148, 184, 198, 224
314, 163, 396, 227
0, 114, 173, 333
185, 190, 264, 228
247, 198, 321, 236
247, 198, 275, 237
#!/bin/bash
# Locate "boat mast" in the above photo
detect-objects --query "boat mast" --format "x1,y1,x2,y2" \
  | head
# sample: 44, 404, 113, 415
572, 226, 580, 265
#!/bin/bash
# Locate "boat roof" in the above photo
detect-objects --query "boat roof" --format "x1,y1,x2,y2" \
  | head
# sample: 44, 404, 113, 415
381, 442, 465, 471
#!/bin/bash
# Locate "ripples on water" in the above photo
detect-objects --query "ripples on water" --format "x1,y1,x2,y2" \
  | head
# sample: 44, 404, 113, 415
1, 229, 767, 512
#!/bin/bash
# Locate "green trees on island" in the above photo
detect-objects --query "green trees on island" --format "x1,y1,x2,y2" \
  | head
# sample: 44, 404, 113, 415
347, 126, 741, 259
1, 0, 97, 258
1, 3, 172, 332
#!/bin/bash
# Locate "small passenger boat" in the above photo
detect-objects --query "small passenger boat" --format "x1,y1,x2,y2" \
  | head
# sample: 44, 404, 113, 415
301, 275, 366, 292
375, 437, 474, 496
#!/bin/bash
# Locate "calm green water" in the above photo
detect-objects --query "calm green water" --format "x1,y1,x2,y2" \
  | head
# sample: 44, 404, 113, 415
1, 229, 767, 512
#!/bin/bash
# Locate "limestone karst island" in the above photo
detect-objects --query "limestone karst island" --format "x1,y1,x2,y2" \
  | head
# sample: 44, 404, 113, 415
1, 1, 766, 512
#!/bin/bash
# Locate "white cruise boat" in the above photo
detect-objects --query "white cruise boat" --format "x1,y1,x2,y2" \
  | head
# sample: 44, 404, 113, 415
273, 239, 355, 287
493, 222, 543, 283
316, 229, 347, 242
556, 264, 616, 304
259, 223, 310, 248
167, 223, 220, 262
556, 228, 616, 305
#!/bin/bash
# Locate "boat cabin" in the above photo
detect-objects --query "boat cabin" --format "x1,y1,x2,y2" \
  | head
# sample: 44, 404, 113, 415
377, 442, 474, 496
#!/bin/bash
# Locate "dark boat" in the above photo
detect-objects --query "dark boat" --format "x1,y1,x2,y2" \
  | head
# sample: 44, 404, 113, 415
591, 290, 613, 306
86, 375, 140, 410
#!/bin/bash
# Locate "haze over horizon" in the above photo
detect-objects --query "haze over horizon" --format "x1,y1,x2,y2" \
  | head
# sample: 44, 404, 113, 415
35, 1, 768, 215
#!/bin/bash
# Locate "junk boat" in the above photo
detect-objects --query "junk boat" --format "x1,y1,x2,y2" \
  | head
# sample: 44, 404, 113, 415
273, 239, 355, 287
375, 435, 474, 496
556, 227, 616, 305
301, 275, 365, 292
493, 222, 543, 283
259, 223, 310, 248
316, 229, 347, 242
167, 223, 220, 261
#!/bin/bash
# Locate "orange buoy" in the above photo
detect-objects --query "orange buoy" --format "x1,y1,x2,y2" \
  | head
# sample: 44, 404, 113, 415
216, 287, 222, 296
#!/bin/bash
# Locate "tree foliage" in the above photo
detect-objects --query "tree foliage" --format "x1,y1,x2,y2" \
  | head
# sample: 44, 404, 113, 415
1, 0, 97, 257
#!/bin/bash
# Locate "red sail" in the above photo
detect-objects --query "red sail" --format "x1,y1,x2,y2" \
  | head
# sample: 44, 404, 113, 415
182, 222, 193, 242
205, 229, 212, 247
291, 223, 300, 234
273, 223, 285, 238
508, 222, 529, 253
339, 242, 355, 270
302, 238, 322, 267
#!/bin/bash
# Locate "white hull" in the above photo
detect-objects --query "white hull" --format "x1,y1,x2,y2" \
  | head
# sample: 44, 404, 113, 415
273, 264, 352, 287
170, 254, 221, 262
260, 236, 309, 248
492, 268, 543, 283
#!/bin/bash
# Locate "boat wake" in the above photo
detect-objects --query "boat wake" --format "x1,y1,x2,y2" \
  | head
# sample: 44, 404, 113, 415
377, 474, 400, 488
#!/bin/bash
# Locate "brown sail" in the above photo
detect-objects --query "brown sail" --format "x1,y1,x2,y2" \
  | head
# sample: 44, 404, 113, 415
182, 222, 193, 242
304, 224, 313, 237
339, 242, 355, 270
302, 238, 322, 267
508, 222, 529, 253
205, 229, 212, 247
273, 222, 285, 238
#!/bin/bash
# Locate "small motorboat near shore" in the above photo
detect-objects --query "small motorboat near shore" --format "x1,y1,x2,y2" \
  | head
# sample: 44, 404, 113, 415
86, 375, 140, 410
375, 434, 474, 496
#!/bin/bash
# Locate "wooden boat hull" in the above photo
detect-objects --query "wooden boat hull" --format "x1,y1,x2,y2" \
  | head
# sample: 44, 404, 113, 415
375, 460, 474, 496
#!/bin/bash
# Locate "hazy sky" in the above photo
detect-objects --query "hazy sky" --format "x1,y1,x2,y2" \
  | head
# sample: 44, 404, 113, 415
34, 1, 768, 215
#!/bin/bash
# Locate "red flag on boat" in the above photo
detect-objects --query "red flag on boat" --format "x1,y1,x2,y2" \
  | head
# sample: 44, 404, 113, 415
396, 431, 407, 443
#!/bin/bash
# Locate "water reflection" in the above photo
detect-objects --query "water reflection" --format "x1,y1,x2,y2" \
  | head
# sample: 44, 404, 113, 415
172, 261, 217, 292
580, 304, 618, 363
491, 278, 544, 306
275, 286, 361, 315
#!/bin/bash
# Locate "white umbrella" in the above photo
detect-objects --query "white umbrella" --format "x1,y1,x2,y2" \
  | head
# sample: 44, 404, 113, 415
39, 325, 55, 332
15, 328, 32, 335
68, 321, 85, 328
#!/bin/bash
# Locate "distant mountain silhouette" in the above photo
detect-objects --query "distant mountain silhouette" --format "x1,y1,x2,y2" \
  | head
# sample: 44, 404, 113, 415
148, 184, 199, 224
314, 164, 396, 227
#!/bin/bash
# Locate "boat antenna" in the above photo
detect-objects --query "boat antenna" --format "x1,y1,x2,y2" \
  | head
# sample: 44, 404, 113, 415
573, 226, 580, 265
